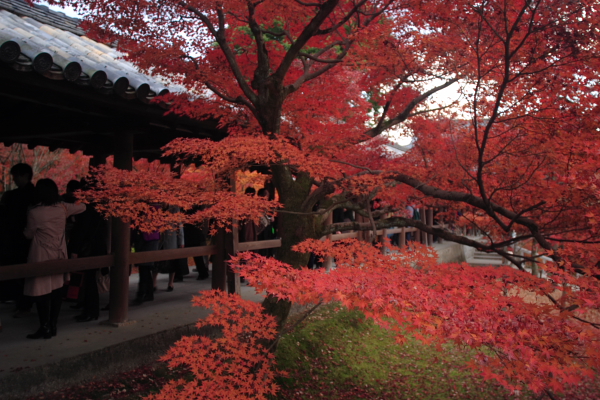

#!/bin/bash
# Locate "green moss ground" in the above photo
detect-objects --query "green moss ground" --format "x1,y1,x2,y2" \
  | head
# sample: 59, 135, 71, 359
26, 304, 598, 400
275, 304, 528, 400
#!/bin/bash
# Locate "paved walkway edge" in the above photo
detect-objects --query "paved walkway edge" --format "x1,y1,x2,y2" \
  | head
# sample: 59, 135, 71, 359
1, 323, 220, 400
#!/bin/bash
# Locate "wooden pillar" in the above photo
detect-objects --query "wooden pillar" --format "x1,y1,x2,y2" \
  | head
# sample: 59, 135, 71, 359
225, 230, 237, 294
427, 208, 434, 244
230, 221, 241, 295
366, 216, 372, 242
229, 173, 241, 294
91, 153, 112, 254
413, 208, 421, 244
212, 228, 227, 291
531, 243, 539, 276
108, 133, 132, 325
400, 227, 406, 249
356, 214, 363, 241
324, 212, 334, 270
90, 153, 108, 168
420, 208, 428, 245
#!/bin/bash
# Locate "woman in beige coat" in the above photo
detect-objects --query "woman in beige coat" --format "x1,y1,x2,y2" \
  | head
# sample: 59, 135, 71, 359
24, 179, 85, 339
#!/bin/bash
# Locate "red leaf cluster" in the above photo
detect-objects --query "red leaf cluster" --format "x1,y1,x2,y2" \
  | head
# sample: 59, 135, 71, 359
146, 290, 282, 400
79, 165, 279, 233
232, 240, 600, 394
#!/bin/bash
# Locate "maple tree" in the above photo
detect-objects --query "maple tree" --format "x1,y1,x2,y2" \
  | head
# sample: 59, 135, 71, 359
0, 143, 89, 193
44, 0, 600, 396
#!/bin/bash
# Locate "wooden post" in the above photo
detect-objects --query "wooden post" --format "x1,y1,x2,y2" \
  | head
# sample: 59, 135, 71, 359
229, 173, 241, 294
89, 153, 108, 168
225, 230, 237, 294
108, 133, 132, 325
400, 227, 406, 249
324, 212, 334, 270
91, 154, 112, 254
427, 208, 434, 244
381, 229, 388, 254
212, 228, 227, 291
420, 208, 428, 245
531, 243, 539, 277
363, 214, 372, 243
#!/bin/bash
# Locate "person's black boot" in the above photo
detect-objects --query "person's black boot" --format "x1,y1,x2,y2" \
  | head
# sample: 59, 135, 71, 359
29, 294, 52, 339
26, 325, 52, 339
75, 314, 99, 322
49, 289, 62, 337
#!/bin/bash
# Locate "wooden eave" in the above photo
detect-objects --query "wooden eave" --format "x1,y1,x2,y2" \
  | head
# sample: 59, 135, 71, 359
0, 1, 225, 160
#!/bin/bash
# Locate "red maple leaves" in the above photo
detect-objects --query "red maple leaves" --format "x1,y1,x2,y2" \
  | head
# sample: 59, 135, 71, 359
146, 290, 281, 400
231, 240, 600, 395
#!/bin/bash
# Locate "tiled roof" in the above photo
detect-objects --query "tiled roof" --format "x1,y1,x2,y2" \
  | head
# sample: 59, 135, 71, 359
0, 0, 179, 103
0, 0, 84, 35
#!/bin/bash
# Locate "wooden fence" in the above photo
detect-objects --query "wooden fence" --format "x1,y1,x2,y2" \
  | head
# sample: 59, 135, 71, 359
0, 208, 439, 324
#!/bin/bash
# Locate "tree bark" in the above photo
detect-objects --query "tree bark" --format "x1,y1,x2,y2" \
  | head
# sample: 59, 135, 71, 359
262, 165, 323, 329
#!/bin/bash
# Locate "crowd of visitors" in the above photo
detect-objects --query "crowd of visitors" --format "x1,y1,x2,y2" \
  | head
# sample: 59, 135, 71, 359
0, 166, 281, 339
0, 166, 434, 339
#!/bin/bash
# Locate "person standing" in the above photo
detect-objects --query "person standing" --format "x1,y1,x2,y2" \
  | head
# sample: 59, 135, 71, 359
0, 163, 36, 315
157, 205, 186, 291
184, 221, 209, 281
69, 201, 108, 322
132, 205, 161, 305
24, 179, 85, 339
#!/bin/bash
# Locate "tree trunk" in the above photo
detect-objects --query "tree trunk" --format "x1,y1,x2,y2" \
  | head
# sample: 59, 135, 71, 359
262, 166, 323, 329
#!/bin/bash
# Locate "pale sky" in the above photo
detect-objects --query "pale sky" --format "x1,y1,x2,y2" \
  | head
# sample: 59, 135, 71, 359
40, 2, 78, 17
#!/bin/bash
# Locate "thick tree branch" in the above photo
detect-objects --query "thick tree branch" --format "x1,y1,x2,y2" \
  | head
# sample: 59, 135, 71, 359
247, 0, 271, 91
298, 52, 344, 64
178, 1, 258, 104
289, 42, 352, 92
300, 179, 336, 212
204, 81, 257, 113
325, 216, 516, 261
365, 78, 459, 138
387, 172, 554, 248
315, 0, 369, 35
272, 0, 341, 84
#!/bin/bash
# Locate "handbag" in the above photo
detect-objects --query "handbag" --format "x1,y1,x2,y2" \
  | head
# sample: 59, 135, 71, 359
96, 269, 110, 293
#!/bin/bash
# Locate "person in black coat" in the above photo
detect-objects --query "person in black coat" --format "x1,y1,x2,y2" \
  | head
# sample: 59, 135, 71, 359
68, 202, 109, 322
0, 163, 36, 315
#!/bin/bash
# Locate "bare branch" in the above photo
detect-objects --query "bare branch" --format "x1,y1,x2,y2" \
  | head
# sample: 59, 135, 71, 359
272, 0, 341, 84
204, 81, 257, 114
315, 0, 370, 35
365, 78, 460, 138
177, 1, 258, 104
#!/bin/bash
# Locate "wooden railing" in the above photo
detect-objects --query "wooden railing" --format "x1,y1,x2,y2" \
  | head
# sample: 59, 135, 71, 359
0, 208, 442, 325
0, 219, 440, 282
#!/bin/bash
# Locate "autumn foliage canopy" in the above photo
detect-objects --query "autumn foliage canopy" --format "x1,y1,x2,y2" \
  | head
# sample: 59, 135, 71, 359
45, 0, 600, 396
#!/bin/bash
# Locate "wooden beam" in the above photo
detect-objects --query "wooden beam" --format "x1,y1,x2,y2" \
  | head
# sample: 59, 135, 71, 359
330, 232, 359, 240
0, 255, 113, 281
130, 245, 217, 264
237, 239, 282, 252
